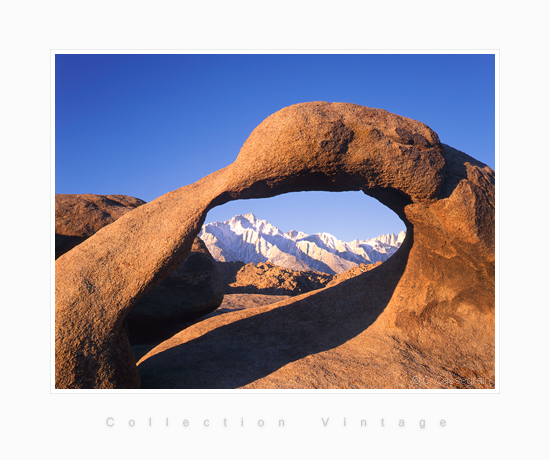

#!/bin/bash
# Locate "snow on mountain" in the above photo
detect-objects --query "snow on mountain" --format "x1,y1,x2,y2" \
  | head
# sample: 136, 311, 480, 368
198, 213, 406, 275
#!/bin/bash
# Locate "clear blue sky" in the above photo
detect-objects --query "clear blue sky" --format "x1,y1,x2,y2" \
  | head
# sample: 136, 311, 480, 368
55, 53, 495, 241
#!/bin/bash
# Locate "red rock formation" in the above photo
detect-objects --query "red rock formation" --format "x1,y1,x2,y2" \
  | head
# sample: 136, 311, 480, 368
219, 261, 332, 295
55, 194, 146, 258
326, 262, 383, 287
55, 102, 494, 389
55, 194, 224, 346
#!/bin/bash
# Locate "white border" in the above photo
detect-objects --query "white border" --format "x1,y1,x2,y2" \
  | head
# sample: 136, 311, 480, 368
51, 49, 499, 395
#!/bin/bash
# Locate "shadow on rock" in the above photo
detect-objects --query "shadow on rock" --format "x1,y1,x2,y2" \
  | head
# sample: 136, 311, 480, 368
137, 228, 412, 389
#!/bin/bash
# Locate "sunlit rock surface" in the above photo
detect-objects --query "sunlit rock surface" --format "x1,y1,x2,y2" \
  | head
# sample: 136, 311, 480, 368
55, 102, 494, 389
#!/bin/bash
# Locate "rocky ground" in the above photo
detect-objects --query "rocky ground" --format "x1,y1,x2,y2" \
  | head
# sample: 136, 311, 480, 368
218, 260, 332, 295
130, 262, 385, 360
217, 260, 383, 294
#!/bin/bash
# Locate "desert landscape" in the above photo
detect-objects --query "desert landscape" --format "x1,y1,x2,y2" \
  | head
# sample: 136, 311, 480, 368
54, 102, 495, 390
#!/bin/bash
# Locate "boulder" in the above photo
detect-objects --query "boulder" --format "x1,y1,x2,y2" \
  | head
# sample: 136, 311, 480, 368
55, 102, 495, 389
219, 261, 332, 295
55, 194, 146, 258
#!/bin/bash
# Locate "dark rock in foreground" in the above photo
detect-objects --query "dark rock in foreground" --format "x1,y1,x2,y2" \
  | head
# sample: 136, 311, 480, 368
131, 293, 291, 362
128, 237, 224, 344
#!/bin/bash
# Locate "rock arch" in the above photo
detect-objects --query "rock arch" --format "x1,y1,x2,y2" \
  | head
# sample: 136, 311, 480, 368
55, 102, 495, 389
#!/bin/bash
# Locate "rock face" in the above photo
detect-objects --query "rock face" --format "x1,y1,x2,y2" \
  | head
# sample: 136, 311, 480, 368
55, 194, 146, 258
326, 262, 383, 287
55, 194, 224, 346
127, 237, 224, 344
214, 293, 293, 315
55, 102, 495, 389
219, 261, 332, 295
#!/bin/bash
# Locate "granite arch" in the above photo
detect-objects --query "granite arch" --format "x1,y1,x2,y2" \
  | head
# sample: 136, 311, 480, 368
55, 102, 495, 389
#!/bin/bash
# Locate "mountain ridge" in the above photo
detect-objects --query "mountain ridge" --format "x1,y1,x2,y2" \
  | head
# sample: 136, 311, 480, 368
199, 213, 406, 275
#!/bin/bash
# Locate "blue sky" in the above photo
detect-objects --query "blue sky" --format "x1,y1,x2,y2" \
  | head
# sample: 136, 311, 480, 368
55, 53, 495, 242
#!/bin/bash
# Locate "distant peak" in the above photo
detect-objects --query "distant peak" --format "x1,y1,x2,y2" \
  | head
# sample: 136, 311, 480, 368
285, 229, 309, 240
231, 212, 260, 224
309, 232, 339, 242
242, 212, 257, 221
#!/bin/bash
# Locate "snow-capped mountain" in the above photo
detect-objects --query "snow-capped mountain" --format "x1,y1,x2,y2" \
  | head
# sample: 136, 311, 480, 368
199, 213, 406, 275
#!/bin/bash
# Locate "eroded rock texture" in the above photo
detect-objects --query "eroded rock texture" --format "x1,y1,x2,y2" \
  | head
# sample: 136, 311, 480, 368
55, 194, 146, 258
326, 262, 383, 288
219, 261, 332, 295
55, 102, 495, 389
55, 195, 224, 349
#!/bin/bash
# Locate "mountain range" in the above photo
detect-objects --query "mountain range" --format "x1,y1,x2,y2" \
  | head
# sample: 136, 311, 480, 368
199, 213, 406, 275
